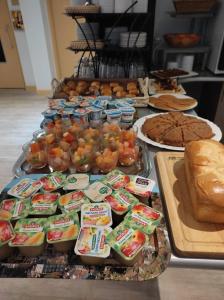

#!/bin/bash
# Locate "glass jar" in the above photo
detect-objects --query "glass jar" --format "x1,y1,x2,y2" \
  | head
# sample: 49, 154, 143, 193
26, 142, 47, 169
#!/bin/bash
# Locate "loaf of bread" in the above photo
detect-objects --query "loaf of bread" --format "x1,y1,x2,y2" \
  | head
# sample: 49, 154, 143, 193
184, 140, 224, 223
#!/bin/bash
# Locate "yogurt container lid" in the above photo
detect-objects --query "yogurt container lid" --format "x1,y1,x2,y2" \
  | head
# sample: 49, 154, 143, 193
84, 181, 112, 203
74, 226, 111, 258
120, 106, 135, 114
125, 176, 155, 198
96, 96, 112, 101
10, 218, 46, 247
101, 169, 130, 190
58, 108, 74, 115
41, 109, 57, 118
0, 220, 15, 247
89, 106, 103, 113
30, 193, 60, 215
0, 209, 12, 220
0, 198, 30, 220
63, 174, 89, 190
79, 100, 90, 108
104, 189, 139, 216
74, 108, 89, 116
106, 222, 147, 261
64, 102, 79, 108
39, 172, 66, 192
115, 102, 131, 109
47, 212, 80, 243
105, 109, 121, 117
58, 190, 90, 213
81, 202, 112, 228
124, 203, 162, 235
8, 178, 42, 199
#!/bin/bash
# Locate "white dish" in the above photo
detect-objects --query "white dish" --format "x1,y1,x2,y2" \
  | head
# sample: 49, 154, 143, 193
148, 93, 198, 112
148, 79, 186, 95
133, 113, 222, 151
150, 69, 199, 79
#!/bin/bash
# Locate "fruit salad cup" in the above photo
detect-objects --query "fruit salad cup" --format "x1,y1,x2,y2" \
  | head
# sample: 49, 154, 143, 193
82, 128, 100, 148
95, 148, 119, 174
72, 144, 94, 173
60, 132, 78, 152
48, 146, 71, 172
43, 119, 55, 134
118, 142, 139, 167
26, 142, 47, 169
68, 122, 83, 139
120, 129, 137, 147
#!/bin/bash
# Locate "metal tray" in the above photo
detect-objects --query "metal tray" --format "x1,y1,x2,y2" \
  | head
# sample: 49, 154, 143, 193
12, 134, 151, 178
0, 176, 170, 280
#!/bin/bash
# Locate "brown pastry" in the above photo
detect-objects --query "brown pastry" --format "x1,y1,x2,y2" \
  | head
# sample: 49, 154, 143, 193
101, 89, 112, 96
76, 86, 87, 95
116, 91, 126, 98
110, 82, 119, 88
184, 140, 224, 223
100, 84, 110, 90
128, 89, 139, 96
113, 86, 124, 93
69, 90, 79, 97
141, 112, 214, 147
148, 95, 197, 111
62, 86, 71, 94
66, 80, 77, 90
91, 81, 100, 87
56, 92, 68, 98
127, 82, 137, 90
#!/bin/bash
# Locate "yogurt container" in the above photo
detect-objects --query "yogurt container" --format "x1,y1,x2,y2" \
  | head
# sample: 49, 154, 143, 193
106, 222, 147, 266
84, 181, 112, 203
30, 193, 60, 216
73, 108, 89, 128
105, 109, 122, 124
63, 174, 89, 191
47, 212, 80, 253
74, 226, 111, 264
39, 172, 66, 192
0, 198, 30, 220
125, 176, 155, 199
125, 203, 162, 235
41, 109, 57, 120
120, 106, 135, 123
9, 218, 46, 257
81, 202, 112, 227
8, 178, 42, 199
89, 106, 103, 121
59, 190, 90, 214
101, 169, 130, 190
104, 189, 139, 216
0, 220, 15, 260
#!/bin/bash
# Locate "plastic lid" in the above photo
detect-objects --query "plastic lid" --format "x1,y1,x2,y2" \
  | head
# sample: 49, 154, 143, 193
47, 212, 80, 243
81, 202, 112, 228
74, 226, 111, 258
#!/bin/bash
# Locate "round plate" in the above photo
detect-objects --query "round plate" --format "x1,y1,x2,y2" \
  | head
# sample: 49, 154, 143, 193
148, 93, 198, 112
133, 113, 223, 151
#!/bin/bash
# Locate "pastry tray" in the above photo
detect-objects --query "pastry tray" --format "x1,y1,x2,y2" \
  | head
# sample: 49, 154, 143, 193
12, 138, 151, 179
0, 175, 170, 280
51, 77, 149, 108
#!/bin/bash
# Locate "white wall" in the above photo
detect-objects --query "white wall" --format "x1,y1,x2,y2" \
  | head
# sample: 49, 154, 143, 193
7, 0, 35, 87
20, 0, 56, 90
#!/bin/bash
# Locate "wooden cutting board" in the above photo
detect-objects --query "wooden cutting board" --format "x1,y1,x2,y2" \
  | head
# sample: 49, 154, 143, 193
156, 152, 224, 258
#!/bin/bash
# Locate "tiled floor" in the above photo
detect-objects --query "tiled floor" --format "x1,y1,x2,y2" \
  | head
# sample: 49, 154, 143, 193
0, 90, 224, 300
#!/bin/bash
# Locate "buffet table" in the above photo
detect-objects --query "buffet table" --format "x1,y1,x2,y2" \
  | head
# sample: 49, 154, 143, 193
1, 105, 222, 281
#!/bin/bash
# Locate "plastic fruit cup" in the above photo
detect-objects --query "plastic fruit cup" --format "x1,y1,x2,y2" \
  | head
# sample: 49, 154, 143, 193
119, 144, 139, 167
96, 149, 119, 174
26, 142, 47, 169
48, 147, 71, 172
